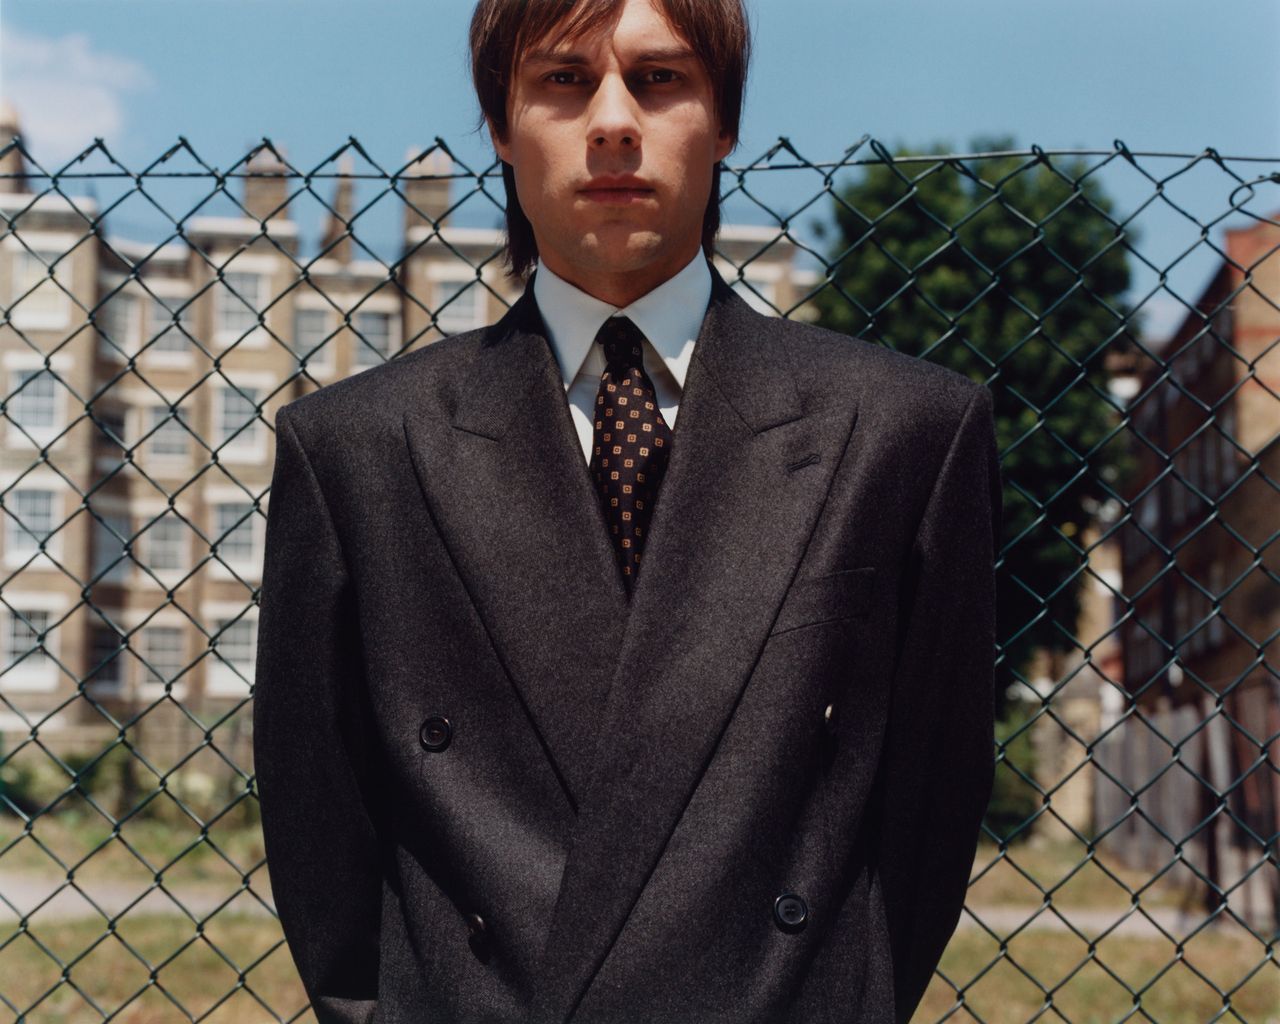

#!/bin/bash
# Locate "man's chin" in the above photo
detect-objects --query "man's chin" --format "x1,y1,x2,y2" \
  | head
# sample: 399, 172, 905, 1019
574, 230, 668, 272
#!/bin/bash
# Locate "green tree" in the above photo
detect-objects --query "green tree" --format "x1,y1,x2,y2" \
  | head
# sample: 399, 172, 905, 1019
813, 135, 1139, 709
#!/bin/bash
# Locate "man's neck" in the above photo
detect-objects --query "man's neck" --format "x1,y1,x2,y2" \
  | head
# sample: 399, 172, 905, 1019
536, 245, 704, 307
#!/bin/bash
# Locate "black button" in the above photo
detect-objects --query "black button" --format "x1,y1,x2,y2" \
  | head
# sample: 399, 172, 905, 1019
465, 910, 492, 963
773, 892, 808, 931
823, 703, 837, 734
419, 715, 452, 751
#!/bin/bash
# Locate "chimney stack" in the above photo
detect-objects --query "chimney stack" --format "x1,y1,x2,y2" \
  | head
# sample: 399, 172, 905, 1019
320, 153, 355, 263
0, 101, 28, 194
243, 145, 291, 224
402, 146, 453, 236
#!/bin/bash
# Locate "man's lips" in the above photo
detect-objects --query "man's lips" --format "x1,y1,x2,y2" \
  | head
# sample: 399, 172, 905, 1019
583, 179, 660, 204
580, 186, 655, 205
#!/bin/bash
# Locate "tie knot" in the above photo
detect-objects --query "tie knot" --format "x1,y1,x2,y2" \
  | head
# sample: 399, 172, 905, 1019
595, 315, 646, 373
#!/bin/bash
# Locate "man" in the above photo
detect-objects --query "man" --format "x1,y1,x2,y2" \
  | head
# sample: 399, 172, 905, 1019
252, 0, 1002, 1022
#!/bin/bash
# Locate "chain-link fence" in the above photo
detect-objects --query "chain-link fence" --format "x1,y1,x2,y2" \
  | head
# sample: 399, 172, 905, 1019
0, 131, 1277, 1021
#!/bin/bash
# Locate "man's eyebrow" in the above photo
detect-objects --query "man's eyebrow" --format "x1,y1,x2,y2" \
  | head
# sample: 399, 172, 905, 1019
632, 47, 699, 64
522, 46, 699, 67
523, 49, 589, 66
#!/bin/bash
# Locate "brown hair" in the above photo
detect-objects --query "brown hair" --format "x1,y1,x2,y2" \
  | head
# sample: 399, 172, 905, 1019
468, 0, 751, 281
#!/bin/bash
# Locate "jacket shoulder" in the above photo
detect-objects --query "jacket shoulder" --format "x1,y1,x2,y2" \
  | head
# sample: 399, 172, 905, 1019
768, 314, 988, 425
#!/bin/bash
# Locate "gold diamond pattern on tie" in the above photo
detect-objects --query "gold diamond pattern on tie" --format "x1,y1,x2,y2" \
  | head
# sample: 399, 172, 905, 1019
588, 315, 673, 595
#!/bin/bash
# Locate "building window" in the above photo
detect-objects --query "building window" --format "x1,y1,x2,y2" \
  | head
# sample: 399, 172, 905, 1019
144, 515, 187, 571
434, 282, 482, 336
214, 503, 256, 564
147, 295, 195, 354
216, 386, 260, 448
5, 609, 52, 672
1188, 589, 1205, 658
1169, 473, 1184, 527
11, 248, 71, 327
148, 407, 190, 458
215, 271, 265, 338
1208, 562, 1225, 647
87, 627, 125, 690
1206, 425, 1222, 497
1133, 612, 1163, 685
96, 407, 126, 451
353, 311, 396, 367
1131, 627, 1152, 686
294, 308, 329, 356
92, 512, 132, 583
1218, 405, 1237, 486
1137, 485, 1158, 533
6, 489, 55, 559
97, 291, 141, 357
207, 614, 257, 695
1174, 587, 1189, 655
9, 368, 57, 432
140, 626, 185, 689
215, 618, 255, 673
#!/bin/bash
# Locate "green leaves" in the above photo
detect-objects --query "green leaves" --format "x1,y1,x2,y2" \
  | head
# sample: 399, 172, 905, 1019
814, 138, 1139, 700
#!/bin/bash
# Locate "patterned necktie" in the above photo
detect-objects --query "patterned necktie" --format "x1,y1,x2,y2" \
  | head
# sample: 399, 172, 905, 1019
588, 315, 674, 595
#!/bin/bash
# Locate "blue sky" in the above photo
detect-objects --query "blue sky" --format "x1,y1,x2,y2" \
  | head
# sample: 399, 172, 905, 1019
2, 0, 1278, 341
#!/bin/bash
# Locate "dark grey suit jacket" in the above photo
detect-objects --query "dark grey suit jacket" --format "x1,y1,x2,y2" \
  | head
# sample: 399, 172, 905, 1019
252, 262, 1002, 1024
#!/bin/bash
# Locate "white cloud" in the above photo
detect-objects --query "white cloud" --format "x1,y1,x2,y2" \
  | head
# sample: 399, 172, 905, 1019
0, 24, 154, 164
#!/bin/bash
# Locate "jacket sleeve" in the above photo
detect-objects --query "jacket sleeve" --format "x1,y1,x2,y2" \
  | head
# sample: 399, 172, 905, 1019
252, 404, 385, 1024
871, 383, 1002, 1024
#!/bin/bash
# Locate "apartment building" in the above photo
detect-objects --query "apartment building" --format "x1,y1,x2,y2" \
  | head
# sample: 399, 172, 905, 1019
0, 116, 820, 768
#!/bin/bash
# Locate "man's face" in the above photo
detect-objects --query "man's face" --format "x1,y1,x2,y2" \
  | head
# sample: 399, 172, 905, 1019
490, 0, 734, 297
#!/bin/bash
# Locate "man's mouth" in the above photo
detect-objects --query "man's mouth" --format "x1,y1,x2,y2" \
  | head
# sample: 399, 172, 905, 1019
581, 187, 655, 205
580, 176, 655, 205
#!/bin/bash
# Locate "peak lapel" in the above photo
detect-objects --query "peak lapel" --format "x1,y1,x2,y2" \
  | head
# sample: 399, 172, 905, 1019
402, 284, 629, 810
528, 269, 863, 1024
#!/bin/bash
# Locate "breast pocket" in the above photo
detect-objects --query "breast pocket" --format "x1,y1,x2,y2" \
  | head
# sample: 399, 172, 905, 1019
769, 566, 877, 636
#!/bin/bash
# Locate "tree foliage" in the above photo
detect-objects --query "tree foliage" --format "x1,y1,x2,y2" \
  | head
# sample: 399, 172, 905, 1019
812, 136, 1140, 700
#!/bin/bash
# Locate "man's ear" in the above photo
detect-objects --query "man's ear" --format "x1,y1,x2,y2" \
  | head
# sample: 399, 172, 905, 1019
487, 117, 514, 164
714, 126, 734, 163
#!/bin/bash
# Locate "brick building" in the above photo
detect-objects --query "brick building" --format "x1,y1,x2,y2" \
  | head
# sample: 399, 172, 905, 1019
1101, 212, 1280, 929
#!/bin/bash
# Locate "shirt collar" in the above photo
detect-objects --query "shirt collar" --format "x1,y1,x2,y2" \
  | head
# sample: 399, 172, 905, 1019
532, 249, 711, 392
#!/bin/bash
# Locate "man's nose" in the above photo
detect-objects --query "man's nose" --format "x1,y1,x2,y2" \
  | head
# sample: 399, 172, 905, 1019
586, 72, 641, 150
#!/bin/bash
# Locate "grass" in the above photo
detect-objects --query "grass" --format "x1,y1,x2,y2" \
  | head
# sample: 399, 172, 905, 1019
0, 911, 1275, 1023
968, 838, 1205, 912
2, 817, 1274, 1021
0, 807, 267, 894
921, 922, 1279, 1023
0, 912, 313, 1024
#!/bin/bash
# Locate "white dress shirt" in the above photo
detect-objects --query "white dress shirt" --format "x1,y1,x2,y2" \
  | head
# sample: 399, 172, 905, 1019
532, 251, 712, 463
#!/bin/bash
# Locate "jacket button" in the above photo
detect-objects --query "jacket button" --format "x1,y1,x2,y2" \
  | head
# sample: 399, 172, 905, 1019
773, 892, 808, 931
465, 911, 492, 962
419, 715, 452, 751
823, 703, 837, 734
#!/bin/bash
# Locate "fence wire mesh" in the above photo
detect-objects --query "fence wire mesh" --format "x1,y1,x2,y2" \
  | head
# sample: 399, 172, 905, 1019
0, 132, 1277, 1022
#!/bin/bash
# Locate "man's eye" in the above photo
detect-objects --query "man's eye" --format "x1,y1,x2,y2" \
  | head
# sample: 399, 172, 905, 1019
546, 70, 583, 85
646, 69, 680, 84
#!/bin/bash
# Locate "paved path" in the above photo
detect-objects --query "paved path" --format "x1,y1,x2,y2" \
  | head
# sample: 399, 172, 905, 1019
955, 903, 1257, 940
1, 871, 1258, 940
0, 870, 275, 923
